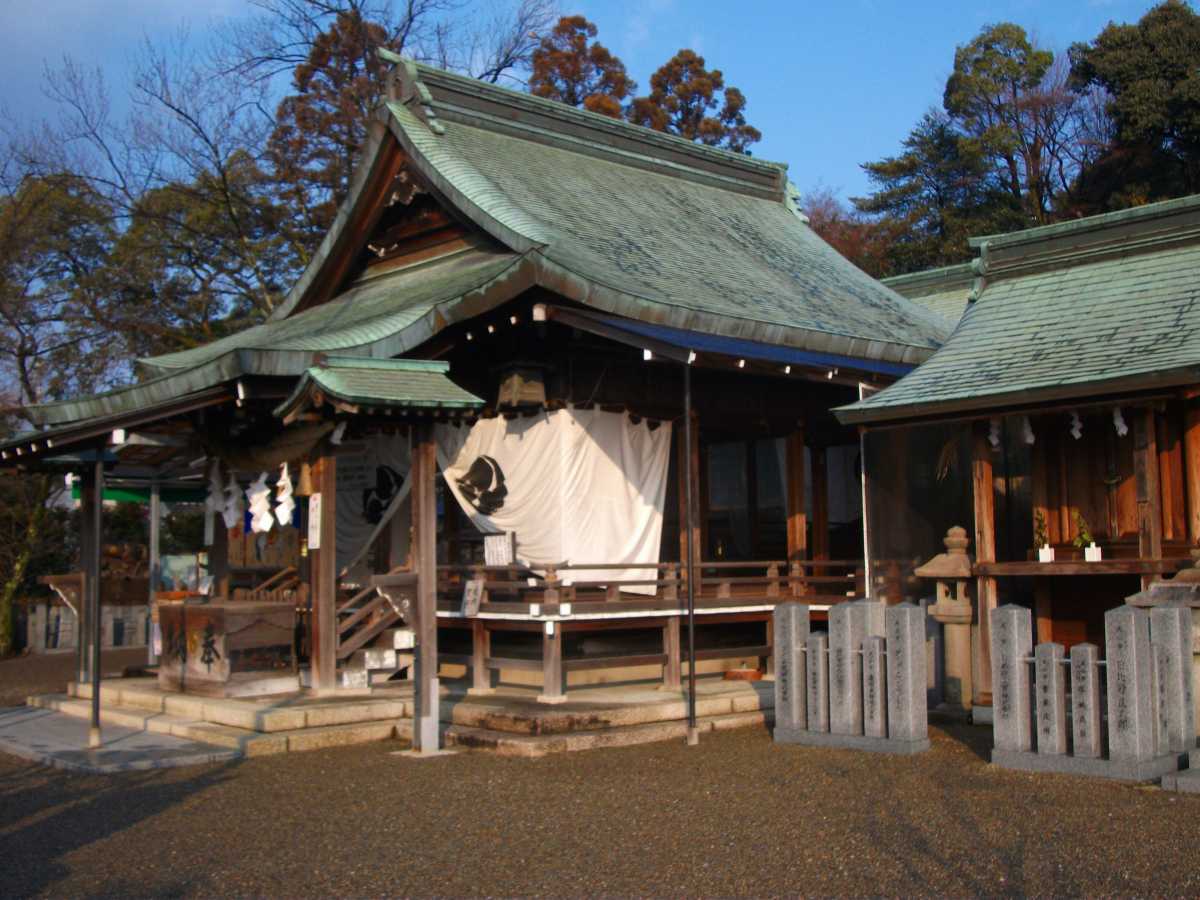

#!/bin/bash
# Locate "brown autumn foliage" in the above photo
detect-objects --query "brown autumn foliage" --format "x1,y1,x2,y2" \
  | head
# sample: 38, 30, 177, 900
627, 49, 760, 153
267, 9, 392, 262
802, 187, 902, 279
528, 16, 636, 119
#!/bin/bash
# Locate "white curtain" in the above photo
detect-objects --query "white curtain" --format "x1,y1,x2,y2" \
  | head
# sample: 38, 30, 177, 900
335, 433, 412, 574
436, 409, 672, 595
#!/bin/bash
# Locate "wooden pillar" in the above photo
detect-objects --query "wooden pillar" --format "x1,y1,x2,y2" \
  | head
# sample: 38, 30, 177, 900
811, 446, 829, 560
210, 513, 230, 601
971, 421, 997, 708
310, 450, 338, 692
746, 440, 760, 556
1157, 414, 1176, 542
411, 423, 441, 749
77, 468, 96, 685
1185, 399, 1200, 546
147, 481, 161, 665
677, 412, 701, 568
470, 619, 491, 695
1033, 580, 1053, 644
1134, 407, 1163, 590
85, 459, 103, 748
785, 428, 807, 563
663, 617, 681, 690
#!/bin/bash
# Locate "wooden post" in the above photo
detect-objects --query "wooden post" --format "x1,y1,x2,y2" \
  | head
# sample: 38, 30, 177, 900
470, 619, 491, 695
77, 468, 96, 686
147, 481, 161, 665
210, 512, 230, 601
677, 412, 701, 569
971, 421, 997, 709
811, 446, 829, 560
1134, 408, 1163, 590
1186, 399, 1200, 546
411, 423, 441, 749
1157, 414, 1176, 542
785, 428, 807, 563
663, 617, 681, 690
1033, 580, 1053, 644
82, 460, 104, 748
311, 450, 338, 692
539, 622, 565, 703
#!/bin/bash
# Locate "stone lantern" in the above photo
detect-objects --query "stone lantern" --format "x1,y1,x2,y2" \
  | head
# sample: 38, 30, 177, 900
915, 526, 974, 715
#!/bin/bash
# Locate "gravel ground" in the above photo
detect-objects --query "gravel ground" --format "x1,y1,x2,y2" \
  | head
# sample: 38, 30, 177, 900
1, 656, 1197, 897
0, 648, 148, 707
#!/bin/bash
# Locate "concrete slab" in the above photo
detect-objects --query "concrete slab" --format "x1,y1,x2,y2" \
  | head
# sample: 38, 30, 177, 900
0, 706, 238, 774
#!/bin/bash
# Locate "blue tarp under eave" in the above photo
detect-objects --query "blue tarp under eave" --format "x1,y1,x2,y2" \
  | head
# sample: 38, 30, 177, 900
595, 316, 916, 378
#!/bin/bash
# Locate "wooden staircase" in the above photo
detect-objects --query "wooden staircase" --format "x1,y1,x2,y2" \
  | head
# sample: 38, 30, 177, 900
335, 568, 416, 688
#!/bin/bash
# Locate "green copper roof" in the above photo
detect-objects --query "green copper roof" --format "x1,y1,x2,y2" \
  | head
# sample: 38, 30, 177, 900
276, 357, 483, 418
28, 58, 949, 431
380, 67, 950, 363
32, 249, 523, 426
882, 263, 974, 331
839, 195, 1200, 425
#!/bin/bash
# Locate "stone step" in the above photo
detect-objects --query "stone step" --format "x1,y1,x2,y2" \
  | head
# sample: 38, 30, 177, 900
27, 694, 408, 757
383, 628, 416, 650
61, 680, 410, 733
348, 647, 398, 671
444, 709, 768, 758
440, 687, 770, 736
1162, 770, 1200, 793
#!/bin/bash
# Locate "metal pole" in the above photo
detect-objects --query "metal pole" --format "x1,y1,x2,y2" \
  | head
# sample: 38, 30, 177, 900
147, 480, 161, 665
684, 359, 698, 746
88, 458, 103, 749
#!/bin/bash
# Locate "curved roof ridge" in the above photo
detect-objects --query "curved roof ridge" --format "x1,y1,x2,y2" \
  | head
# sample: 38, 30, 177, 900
386, 56, 787, 201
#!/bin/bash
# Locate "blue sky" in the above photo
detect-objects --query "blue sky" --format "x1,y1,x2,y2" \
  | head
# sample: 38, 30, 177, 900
0, 0, 1161, 200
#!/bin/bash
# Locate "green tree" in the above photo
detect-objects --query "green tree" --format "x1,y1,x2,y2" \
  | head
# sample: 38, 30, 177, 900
627, 50, 761, 153
854, 112, 1024, 273
528, 16, 635, 118
1069, 0, 1200, 206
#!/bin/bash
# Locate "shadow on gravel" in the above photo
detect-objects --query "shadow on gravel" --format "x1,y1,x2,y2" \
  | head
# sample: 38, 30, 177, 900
0, 756, 243, 898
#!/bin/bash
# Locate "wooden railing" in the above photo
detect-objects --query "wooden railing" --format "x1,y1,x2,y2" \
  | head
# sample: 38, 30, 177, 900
434, 559, 867, 615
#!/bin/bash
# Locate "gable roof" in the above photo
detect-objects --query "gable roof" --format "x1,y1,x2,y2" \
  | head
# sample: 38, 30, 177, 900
838, 195, 1200, 426
882, 263, 974, 331
29, 58, 947, 430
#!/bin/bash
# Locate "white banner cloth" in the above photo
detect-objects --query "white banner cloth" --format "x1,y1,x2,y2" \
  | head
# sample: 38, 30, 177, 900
335, 434, 411, 573
436, 409, 671, 595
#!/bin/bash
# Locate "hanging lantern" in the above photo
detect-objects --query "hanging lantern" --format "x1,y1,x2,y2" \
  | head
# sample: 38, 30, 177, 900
295, 461, 315, 497
1021, 416, 1035, 445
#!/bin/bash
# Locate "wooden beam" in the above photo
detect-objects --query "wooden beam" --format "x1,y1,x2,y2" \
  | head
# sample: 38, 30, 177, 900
972, 420, 997, 708
785, 428, 807, 563
1134, 408, 1163, 590
1186, 399, 1200, 545
411, 424, 440, 748
811, 446, 829, 561
1157, 413, 1175, 541
311, 450, 338, 692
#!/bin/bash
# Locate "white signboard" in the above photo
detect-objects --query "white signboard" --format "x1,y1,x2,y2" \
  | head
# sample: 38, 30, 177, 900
307, 493, 322, 550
